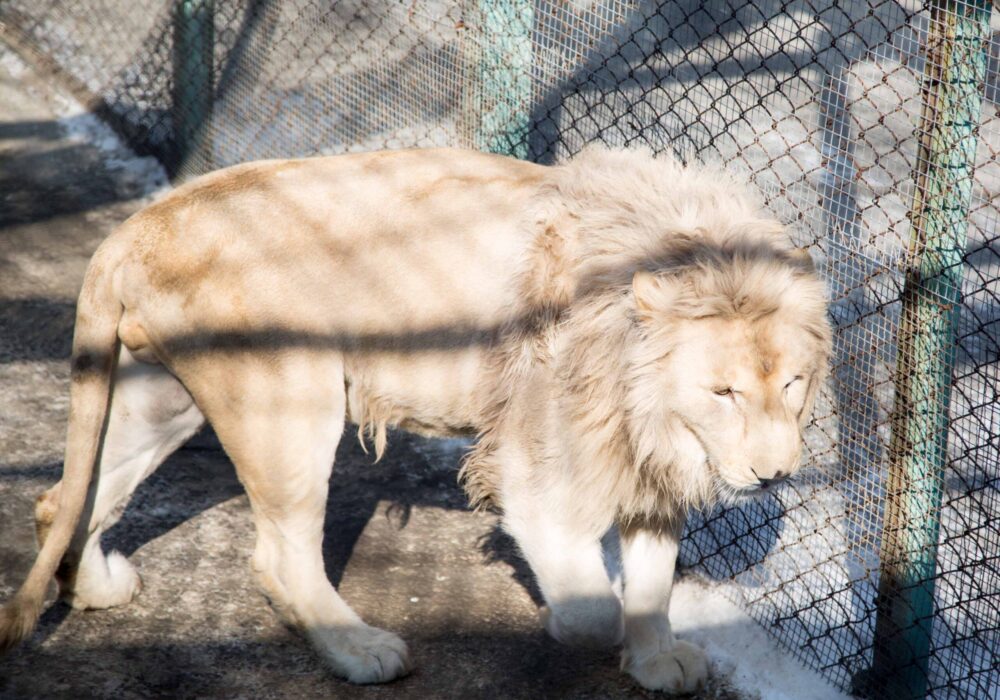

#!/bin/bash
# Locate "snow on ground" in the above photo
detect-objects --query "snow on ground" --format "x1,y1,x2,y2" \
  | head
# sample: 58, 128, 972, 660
51, 106, 169, 202
56, 109, 169, 200
670, 578, 852, 700
0, 48, 28, 81
0, 46, 168, 201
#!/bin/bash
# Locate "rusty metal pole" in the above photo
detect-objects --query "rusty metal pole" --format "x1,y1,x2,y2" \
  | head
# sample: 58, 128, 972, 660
172, 0, 214, 177
470, 0, 534, 158
863, 2, 992, 698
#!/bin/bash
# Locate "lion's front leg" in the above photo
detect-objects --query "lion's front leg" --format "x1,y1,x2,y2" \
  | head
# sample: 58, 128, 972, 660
620, 522, 708, 694
503, 504, 623, 649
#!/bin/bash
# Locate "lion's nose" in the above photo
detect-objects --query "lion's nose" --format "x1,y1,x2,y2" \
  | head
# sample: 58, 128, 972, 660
757, 470, 788, 490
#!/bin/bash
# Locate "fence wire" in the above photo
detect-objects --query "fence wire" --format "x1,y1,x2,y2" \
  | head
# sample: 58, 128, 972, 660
0, 1, 997, 698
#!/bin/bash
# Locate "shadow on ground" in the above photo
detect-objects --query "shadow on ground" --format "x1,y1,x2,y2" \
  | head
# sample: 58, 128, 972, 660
0, 430, 743, 700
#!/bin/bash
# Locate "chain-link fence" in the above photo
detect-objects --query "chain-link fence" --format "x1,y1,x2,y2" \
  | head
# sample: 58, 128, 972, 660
1, 1, 996, 698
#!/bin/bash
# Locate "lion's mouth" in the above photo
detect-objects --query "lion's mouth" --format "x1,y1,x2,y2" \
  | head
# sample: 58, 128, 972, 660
701, 455, 746, 506
711, 469, 793, 505
674, 418, 780, 507
716, 482, 757, 505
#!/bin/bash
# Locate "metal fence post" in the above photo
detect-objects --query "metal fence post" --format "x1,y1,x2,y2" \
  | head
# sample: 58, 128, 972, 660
471, 0, 534, 158
863, 2, 992, 698
172, 0, 214, 176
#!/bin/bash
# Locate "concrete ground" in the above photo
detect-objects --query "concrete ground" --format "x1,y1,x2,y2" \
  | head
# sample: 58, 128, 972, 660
0, 47, 747, 699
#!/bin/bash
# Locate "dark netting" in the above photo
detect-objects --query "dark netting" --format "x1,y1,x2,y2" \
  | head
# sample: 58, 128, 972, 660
1, 1, 996, 697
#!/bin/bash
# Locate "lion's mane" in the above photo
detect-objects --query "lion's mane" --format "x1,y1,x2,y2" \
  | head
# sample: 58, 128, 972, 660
459, 147, 831, 525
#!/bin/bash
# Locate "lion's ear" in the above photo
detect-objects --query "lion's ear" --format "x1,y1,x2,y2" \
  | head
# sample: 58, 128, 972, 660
632, 270, 679, 319
787, 247, 817, 274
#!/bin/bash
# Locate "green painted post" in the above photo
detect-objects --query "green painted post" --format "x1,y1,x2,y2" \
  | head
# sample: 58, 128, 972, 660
472, 0, 534, 158
172, 0, 214, 176
865, 2, 992, 698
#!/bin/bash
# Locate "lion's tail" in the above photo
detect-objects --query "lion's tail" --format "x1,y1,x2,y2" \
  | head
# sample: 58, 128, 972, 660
0, 242, 124, 654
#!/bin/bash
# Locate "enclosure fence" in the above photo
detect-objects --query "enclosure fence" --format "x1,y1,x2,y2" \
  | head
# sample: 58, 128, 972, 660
1, 1, 997, 698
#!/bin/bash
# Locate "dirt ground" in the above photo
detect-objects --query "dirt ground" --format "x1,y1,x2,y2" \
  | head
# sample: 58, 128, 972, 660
0, 47, 748, 699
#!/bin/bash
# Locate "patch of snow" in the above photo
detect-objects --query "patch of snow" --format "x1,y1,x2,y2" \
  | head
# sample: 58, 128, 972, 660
670, 577, 853, 700
48, 91, 169, 200
0, 49, 30, 79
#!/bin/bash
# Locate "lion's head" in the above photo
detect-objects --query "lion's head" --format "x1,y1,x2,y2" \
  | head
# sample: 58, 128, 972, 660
624, 239, 832, 509
462, 149, 833, 522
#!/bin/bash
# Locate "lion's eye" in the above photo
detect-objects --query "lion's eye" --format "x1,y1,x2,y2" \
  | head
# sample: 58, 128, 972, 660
713, 387, 735, 397
784, 375, 804, 390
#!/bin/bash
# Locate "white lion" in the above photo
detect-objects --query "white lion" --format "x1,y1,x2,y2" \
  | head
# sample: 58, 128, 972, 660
0, 147, 830, 693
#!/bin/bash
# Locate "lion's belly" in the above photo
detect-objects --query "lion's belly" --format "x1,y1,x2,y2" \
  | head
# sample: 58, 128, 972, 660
344, 345, 494, 437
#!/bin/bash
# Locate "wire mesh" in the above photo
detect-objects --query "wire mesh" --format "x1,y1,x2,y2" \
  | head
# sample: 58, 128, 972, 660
0, 1, 996, 697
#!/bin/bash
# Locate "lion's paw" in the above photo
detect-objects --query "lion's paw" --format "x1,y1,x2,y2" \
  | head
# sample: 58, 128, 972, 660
65, 550, 142, 610
312, 624, 411, 685
623, 640, 709, 694
541, 597, 624, 649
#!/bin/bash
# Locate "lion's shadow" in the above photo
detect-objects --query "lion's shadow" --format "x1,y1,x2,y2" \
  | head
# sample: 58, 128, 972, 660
99, 426, 530, 593
98, 424, 782, 617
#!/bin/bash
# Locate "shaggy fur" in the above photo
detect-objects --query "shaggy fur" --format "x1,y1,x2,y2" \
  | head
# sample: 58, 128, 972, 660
462, 147, 831, 522
0, 146, 830, 693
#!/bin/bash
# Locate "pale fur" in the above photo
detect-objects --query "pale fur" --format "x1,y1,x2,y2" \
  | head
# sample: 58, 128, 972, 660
463, 147, 831, 520
0, 147, 830, 693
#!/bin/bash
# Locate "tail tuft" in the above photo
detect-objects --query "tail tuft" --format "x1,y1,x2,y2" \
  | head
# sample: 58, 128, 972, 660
0, 593, 44, 655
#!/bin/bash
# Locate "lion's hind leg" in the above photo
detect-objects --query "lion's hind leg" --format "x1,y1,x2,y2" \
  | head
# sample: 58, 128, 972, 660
186, 351, 410, 685
36, 346, 205, 610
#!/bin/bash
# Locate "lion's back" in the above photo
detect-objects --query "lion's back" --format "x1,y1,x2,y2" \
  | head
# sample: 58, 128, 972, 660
110, 149, 549, 440
119, 149, 543, 334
